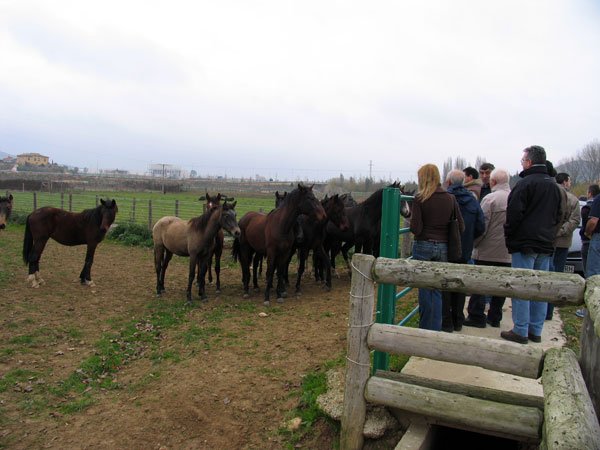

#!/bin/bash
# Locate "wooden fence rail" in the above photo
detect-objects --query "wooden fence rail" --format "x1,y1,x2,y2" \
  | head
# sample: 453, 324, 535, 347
341, 254, 600, 450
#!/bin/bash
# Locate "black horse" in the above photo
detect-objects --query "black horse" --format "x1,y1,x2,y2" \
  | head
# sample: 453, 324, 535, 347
295, 194, 349, 294
23, 199, 118, 287
325, 183, 411, 273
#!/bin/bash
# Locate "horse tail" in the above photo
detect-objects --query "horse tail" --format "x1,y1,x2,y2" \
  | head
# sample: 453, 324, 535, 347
232, 238, 240, 262
23, 215, 33, 265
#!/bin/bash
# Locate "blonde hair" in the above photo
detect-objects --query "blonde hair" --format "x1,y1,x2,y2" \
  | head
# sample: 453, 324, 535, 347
417, 164, 441, 203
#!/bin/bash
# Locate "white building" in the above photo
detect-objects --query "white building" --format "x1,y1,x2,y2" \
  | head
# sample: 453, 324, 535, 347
149, 164, 182, 179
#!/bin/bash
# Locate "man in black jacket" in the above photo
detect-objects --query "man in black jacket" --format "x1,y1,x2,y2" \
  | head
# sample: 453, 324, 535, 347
501, 145, 562, 344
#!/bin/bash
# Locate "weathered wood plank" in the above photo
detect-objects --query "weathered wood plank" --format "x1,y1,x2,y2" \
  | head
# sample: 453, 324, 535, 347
580, 311, 600, 419
541, 347, 600, 449
375, 370, 544, 409
373, 258, 585, 305
368, 323, 544, 379
341, 254, 376, 450
584, 275, 600, 339
366, 376, 542, 443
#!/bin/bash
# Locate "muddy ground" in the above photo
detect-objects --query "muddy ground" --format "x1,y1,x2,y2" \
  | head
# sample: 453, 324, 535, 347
1, 229, 400, 449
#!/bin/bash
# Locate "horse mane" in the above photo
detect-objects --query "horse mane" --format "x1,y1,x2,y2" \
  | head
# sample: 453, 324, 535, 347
189, 205, 219, 231
357, 182, 400, 216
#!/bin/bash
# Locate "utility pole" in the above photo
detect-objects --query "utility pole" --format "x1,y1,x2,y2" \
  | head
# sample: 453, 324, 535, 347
369, 160, 373, 179
162, 163, 166, 194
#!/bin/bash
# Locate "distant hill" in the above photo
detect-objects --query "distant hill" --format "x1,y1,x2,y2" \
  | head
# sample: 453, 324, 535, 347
0, 151, 15, 159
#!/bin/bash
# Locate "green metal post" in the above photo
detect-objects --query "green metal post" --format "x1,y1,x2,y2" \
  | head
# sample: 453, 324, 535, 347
373, 187, 400, 373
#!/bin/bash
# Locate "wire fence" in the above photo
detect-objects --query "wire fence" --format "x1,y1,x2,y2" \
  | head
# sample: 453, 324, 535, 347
7, 191, 276, 230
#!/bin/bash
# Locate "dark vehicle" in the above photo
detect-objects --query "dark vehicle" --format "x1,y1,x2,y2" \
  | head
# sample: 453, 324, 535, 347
564, 200, 587, 276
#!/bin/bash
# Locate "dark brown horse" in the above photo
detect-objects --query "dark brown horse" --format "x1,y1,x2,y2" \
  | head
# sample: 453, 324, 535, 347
153, 202, 240, 303
233, 184, 326, 306
0, 194, 14, 231
295, 194, 349, 294
22, 199, 118, 288
325, 183, 411, 273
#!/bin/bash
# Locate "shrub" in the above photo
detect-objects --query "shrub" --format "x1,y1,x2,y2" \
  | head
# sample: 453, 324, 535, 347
108, 223, 153, 247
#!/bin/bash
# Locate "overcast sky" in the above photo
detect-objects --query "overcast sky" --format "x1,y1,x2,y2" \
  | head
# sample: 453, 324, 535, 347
1, 0, 599, 181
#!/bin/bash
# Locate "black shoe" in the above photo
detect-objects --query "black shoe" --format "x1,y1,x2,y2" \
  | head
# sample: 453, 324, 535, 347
463, 319, 486, 328
528, 333, 542, 343
442, 327, 454, 333
486, 318, 500, 328
500, 330, 528, 344
454, 325, 462, 332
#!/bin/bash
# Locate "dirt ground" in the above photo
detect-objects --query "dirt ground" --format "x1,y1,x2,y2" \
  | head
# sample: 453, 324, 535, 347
0, 230, 362, 449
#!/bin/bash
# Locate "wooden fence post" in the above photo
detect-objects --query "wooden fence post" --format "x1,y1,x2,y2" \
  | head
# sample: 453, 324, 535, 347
581, 275, 600, 417
96, 195, 99, 207
69, 194, 72, 212
148, 200, 152, 232
341, 254, 375, 450
33, 192, 37, 210
132, 198, 136, 224
175, 200, 179, 217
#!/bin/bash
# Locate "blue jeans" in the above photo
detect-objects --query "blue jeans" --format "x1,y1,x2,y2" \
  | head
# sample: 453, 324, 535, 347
412, 240, 447, 331
586, 234, 600, 278
546, 247, 569, 319
511, 252, 550, 337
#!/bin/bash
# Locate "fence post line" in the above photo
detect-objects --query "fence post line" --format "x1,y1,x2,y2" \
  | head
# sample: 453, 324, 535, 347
341, 254, 376, 450
33, 192, 37, 210
148, 200, 152, 232
373, 187, 400, 373
96, 195, 99, 207
175, 199, 179, 217
132, 198, 136, 224
60, 192, 64, 210
69, 194, 72, 212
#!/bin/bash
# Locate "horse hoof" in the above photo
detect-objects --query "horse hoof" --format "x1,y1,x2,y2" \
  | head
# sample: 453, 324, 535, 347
295, 291, 301, 297
264, 300, 270, 307
277, 297, 285, 303
156, 293, 162, 298
326, 286, 332, 292
253, 287, 260, 292
281, 291, 288, 298
86, 280, 96, 288
202, 298, 208, 303
215, 289, 221, 294
243, 293, 250, 299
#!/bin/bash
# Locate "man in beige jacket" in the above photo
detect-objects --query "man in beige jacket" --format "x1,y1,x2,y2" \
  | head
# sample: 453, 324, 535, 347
546, 172, 581, 320
464, 169, 511, 328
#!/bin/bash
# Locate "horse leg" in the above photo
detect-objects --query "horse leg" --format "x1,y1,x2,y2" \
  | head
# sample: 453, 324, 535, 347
197, 258, 209, 302
80, 243, 98, 287
154, 245, 165, 295
341, 241, 353, 272
186, 254, 197, 303
240, 248, 252, 299
318, 245, 333, 291
295, 248, 307, 296
252, 253, 261, 291
276, 254, 288, 303
264, 254, 276, 307
27, 237, 49, 288
214, 245, 222, 294
159, 250, 173, 295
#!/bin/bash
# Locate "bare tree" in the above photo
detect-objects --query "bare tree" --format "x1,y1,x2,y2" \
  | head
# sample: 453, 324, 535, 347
578, 140, 600, 183
442, 157, 452, 182
454, 156, 468, 171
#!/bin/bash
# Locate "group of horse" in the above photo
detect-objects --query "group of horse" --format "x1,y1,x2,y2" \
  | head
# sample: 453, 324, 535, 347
11, 183, 412, 307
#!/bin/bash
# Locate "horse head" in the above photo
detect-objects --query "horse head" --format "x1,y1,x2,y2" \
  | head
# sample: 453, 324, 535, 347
0, 194, 13, 231
295, 184, 326, 222
340, 193, 357, 207
220, 202, 241, 238
99, 198, 118, 233
323, 194, 349, 231
275, 191, 287, 208
398, 184, 413, 219
205, 192, 222, 209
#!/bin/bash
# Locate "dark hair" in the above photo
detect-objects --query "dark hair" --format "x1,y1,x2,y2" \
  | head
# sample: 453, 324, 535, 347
463, 167, 479, 179
479, 162, 495, 171
555, 173, 570, 185
545, 160, 556, 177
589, 184, 600, 198
523, 145, 546, 165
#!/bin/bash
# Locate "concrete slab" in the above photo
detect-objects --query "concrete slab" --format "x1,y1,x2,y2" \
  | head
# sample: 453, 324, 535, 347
401, 300, 566, 396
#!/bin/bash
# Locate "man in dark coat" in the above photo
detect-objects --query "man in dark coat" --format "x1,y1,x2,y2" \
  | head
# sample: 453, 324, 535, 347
501, 145, 562, 344
442, 170, 485, 332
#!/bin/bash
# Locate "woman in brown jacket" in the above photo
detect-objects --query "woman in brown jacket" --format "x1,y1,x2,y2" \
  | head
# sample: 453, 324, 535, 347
410, 164, 464, 331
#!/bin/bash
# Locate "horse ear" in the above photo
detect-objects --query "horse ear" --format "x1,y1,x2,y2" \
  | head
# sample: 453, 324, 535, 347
231, 201, 237, 209
216, 193, 221, 201
205, 193, 210, 201
111, 199, 117, 208
9, 194, 13, 202
100, 198, 106, 206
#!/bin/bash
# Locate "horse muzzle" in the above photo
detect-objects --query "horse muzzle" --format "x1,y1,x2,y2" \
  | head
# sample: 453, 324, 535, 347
0, 223, 5, 230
